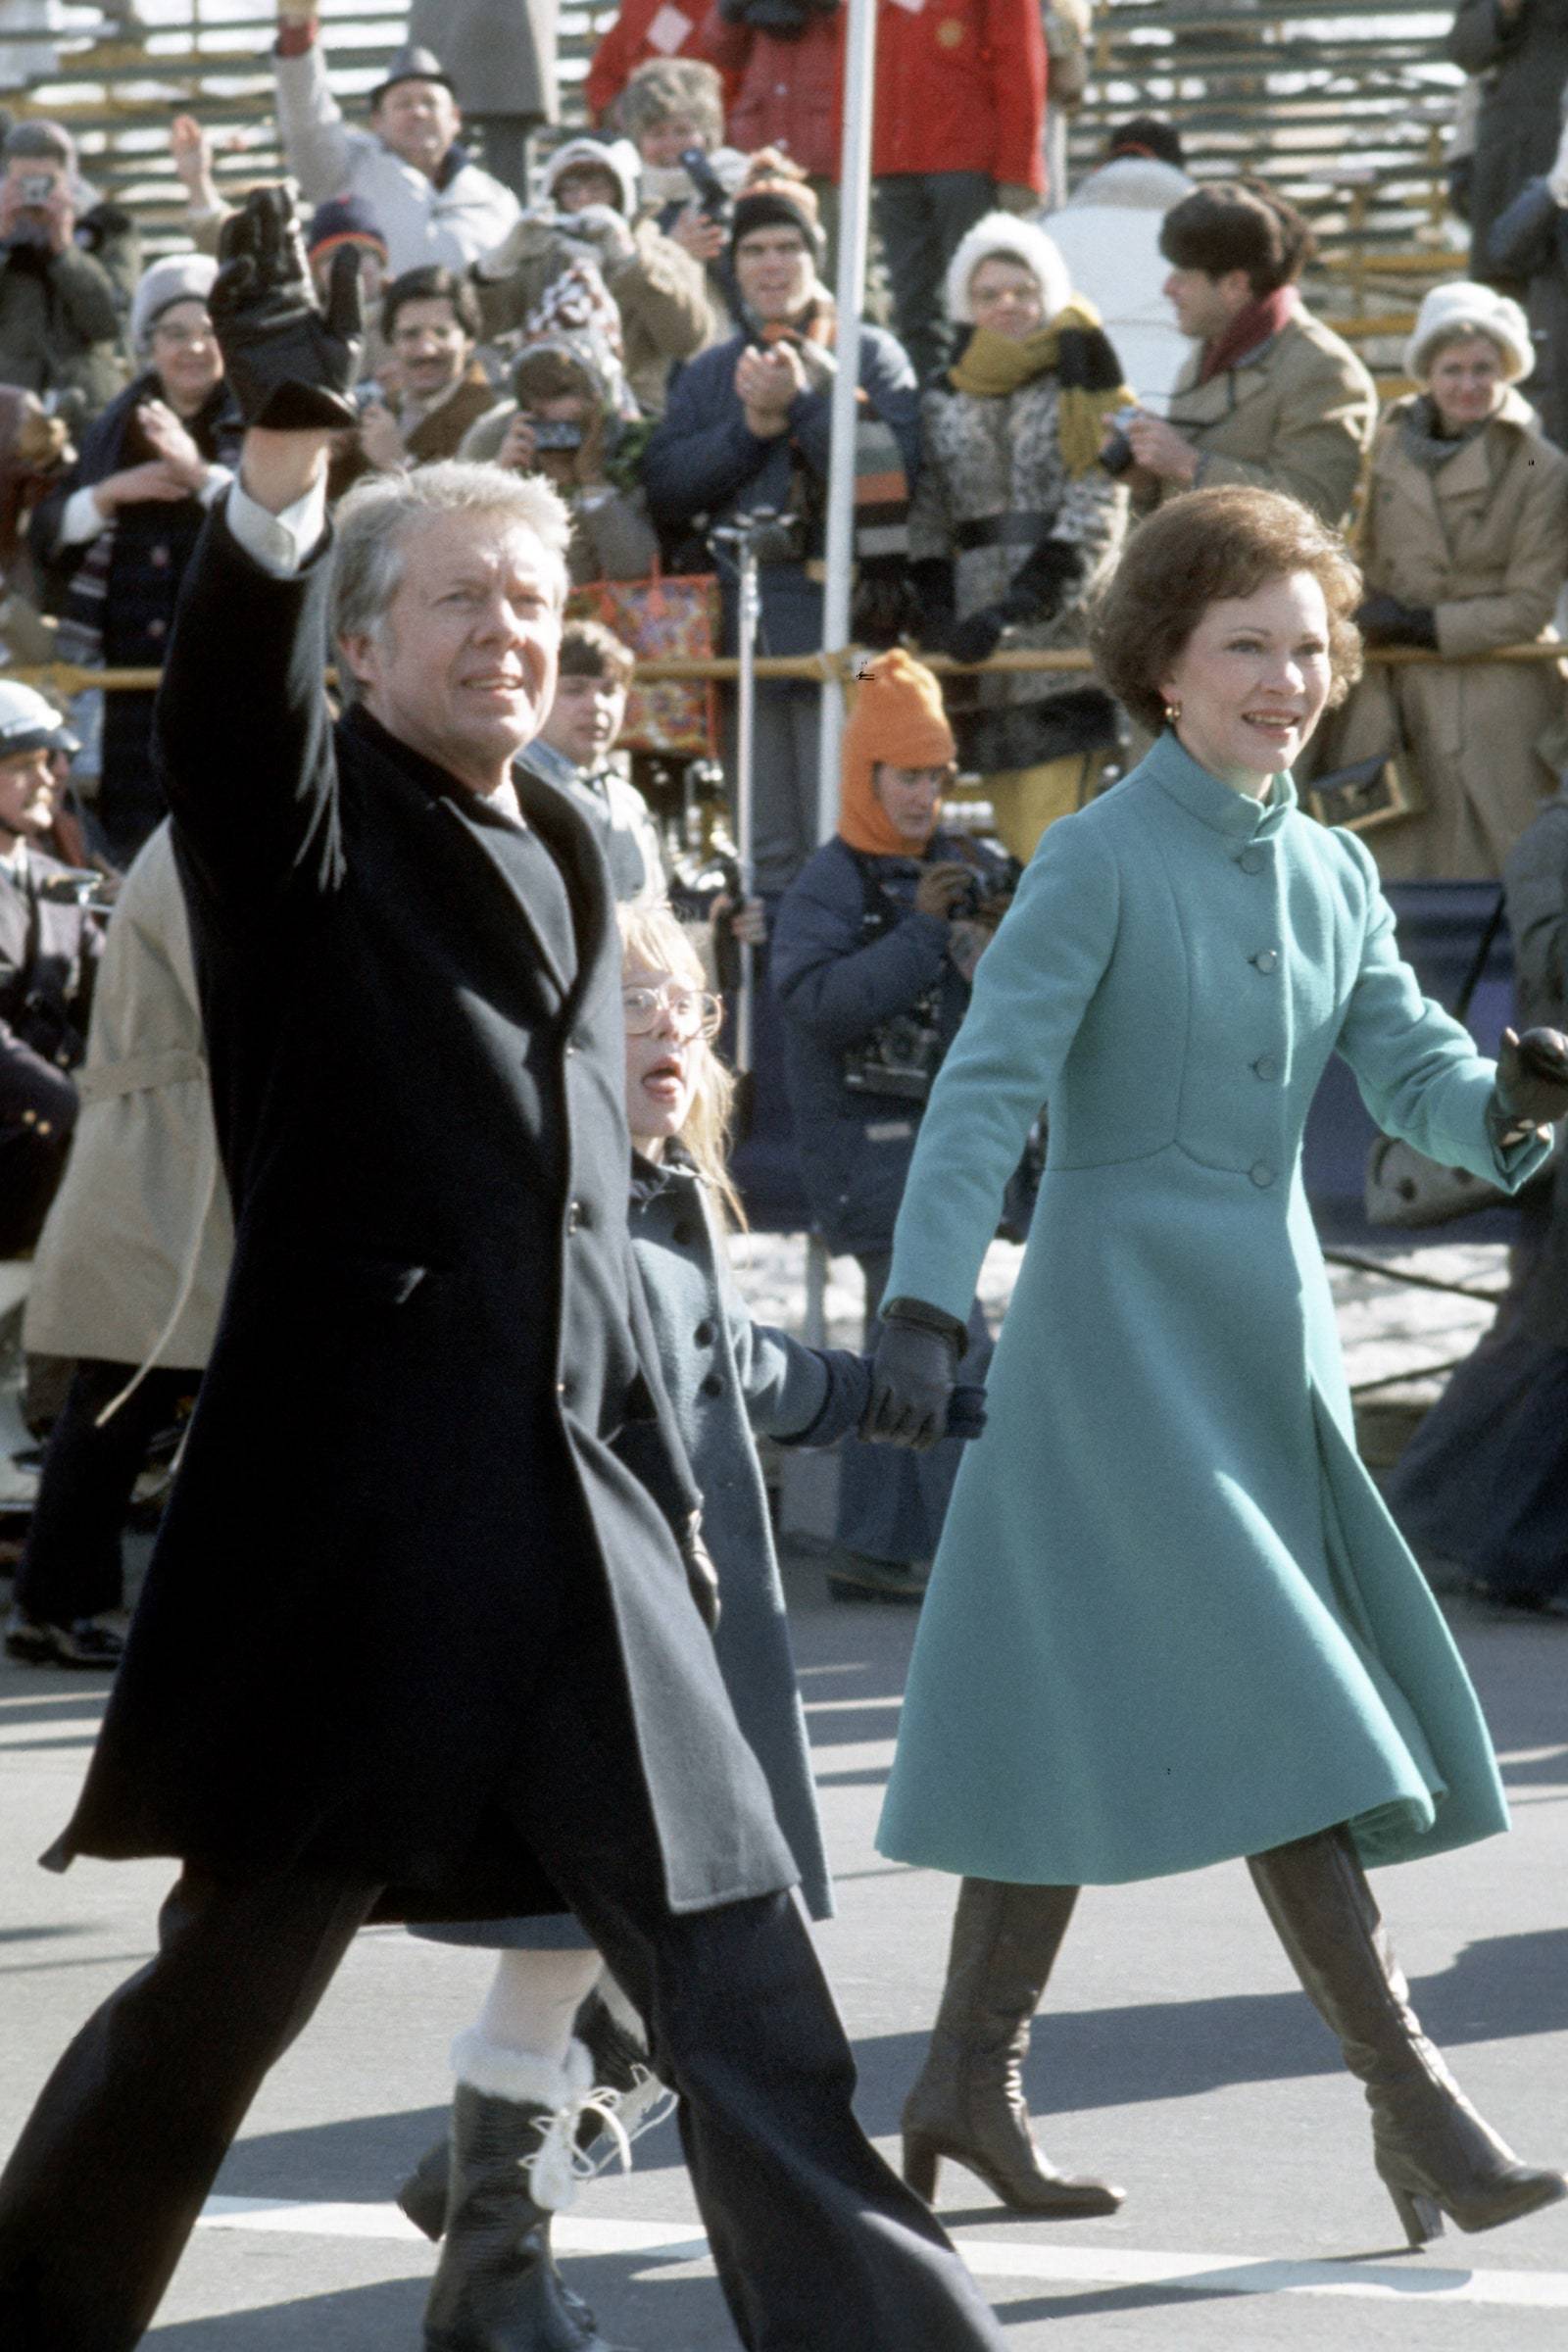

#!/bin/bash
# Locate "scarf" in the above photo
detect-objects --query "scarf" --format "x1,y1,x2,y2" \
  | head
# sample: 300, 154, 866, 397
947, 299, 1134, 476
1198, 283, 1299, 384
1398, 393, 1490, 474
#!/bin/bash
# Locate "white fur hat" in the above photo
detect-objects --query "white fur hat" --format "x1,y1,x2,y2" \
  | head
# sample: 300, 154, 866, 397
1403, 280, 1533, 384
542, 136, 641, 218
943, 212, 1072, 326
131, 251, 219, 354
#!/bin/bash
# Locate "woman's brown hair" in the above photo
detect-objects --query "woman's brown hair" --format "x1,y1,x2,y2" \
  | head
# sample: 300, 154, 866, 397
1090, 485, 1363, 735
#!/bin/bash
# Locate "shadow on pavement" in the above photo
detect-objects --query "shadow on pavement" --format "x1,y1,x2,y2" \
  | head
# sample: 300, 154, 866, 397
148, 2260, 739, 2348
851, 1926, 1568, 2129
213, 2102, 684, 2207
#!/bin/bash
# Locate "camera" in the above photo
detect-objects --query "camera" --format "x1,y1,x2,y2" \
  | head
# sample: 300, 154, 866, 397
352, 378, 387, 413
18, 172, 56, 208
34, 865, 114, 909
842, 1003, 947, 1102
527, 416, 585, 451
1099, 405, 1144, 477
680, 146, 732, 225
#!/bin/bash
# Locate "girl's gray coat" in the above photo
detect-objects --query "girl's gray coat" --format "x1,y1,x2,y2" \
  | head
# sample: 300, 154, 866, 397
629, 1153, 859, 1922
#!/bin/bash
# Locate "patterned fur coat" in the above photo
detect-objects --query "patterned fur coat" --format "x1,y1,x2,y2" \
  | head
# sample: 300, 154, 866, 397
908, 371, 1127, 772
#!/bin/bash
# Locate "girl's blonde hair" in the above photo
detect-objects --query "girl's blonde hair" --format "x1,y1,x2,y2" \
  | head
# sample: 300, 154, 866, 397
619, 902, 746, 1232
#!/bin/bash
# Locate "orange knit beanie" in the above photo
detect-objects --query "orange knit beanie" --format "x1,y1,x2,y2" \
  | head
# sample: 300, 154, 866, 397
836, 650, 956, 858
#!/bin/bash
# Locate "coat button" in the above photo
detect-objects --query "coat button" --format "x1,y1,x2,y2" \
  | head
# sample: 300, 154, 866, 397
1238, 849, 1265, 874
1251, 949, 1279, 973
566, 1199, 589, 1233
694, 1319, 716, 1346
700, 1372, 723, 1397
1252, 1054, 1277, 1080
557, 1375, 574, 1400
671, 1219, 696, 1246
1250, 1161, 1275, 1188
146, 616, 166, 639
150, 544, 170, 568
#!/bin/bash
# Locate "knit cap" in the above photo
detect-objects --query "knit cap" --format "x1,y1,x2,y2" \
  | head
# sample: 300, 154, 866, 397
1402, 280, 1532, 385
130, 252, 218, 352
307, 195, 389, 264
729, 183, 825, 266
837, 651, 955, 858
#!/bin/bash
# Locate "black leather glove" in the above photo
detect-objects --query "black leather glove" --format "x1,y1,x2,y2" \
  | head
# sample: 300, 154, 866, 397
996, 534, 1083, 629
862, 1299, 965, 1450
1494, 1024, 1568, 1130
948, 1382, 988, 1441
948, 606, 1007, 666
1354, 593, 1438, 651
212, 186, 365, 431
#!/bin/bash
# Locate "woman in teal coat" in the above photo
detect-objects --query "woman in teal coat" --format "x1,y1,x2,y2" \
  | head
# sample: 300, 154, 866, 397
865, 486, 1568, 2245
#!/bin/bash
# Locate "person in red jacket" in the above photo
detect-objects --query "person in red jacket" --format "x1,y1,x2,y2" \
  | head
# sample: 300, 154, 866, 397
870, 0, 1047, 381
585, 0, 741, 123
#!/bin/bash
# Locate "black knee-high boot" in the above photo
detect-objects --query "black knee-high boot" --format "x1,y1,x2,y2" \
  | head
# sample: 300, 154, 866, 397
901, 1878, 1124, 2216
1249, 1825, 1567, 2244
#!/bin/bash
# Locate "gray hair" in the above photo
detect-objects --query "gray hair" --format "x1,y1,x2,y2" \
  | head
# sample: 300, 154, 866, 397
331, 461, 573, 704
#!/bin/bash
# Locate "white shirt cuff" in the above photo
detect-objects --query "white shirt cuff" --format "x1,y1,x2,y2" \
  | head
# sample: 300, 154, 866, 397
225, 473, 329, 576
198, 463, 233, 509
59, 483, 111, 547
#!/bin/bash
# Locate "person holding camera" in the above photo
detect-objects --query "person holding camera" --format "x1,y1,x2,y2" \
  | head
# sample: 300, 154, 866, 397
772, 650, 1009, 1602
0, 682, 103, 1264
29, 253, 241, 867
908, 213, 1131, 863
642, 180, 919, 892
342, 263, 499, 488
0, 119, 137, 423
613, 59, 756, 344
461, 336, 662, 587
472, 128, 711, 420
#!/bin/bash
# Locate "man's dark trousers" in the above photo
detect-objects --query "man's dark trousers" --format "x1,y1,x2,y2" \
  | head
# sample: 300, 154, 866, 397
0, 1595, 1005, 2352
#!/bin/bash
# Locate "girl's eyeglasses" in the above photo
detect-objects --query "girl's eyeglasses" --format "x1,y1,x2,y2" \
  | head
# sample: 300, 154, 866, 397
621, 984, 723, 1041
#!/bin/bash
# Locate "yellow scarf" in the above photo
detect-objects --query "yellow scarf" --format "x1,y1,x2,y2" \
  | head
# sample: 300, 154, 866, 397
947, 298, 1135, 478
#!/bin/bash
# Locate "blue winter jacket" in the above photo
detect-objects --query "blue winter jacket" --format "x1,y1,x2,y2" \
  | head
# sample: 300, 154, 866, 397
639, 324, 920, 656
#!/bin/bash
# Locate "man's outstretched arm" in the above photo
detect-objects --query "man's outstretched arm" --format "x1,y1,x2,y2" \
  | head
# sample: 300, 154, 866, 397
154, 188, 363, 919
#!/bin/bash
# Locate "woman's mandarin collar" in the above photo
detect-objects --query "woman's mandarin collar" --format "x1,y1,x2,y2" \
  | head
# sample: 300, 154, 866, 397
1145, 726, 1297, 839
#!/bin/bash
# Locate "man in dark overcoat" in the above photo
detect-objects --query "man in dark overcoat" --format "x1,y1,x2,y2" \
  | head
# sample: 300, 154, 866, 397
0, 194, 1006, 2352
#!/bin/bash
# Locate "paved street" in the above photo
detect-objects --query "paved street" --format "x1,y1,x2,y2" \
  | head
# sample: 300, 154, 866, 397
1, 1238, 1566, 2347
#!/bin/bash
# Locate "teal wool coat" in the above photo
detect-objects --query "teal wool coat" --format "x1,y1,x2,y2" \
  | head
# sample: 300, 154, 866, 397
876, 732, 1545, 1887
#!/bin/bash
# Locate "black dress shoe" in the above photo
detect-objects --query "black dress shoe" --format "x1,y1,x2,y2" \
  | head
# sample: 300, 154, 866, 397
4, 1608, 125, 1668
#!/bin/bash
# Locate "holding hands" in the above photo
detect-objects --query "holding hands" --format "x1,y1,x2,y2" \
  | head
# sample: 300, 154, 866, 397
1495, 1026, 1568, 1136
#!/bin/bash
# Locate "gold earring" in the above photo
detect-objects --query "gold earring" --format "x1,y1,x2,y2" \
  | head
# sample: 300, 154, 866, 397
1163, 701, 1181, 725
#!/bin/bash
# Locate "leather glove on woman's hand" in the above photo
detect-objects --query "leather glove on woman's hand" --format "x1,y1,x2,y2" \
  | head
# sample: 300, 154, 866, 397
948, 606, 1007, 666
1354, 593, 1438, 650
862, 1300, 965, 1449
1494, 1024, 1568, 1130
213, 186, 365, 429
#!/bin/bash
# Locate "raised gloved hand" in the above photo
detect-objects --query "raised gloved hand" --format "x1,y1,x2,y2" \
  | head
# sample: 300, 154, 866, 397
949, 606, 1007, 666
862, 1299, 965, 1450
212, 186, 364, 430
1354, 593, 1438, 650
1494, 1024, 1568, 1130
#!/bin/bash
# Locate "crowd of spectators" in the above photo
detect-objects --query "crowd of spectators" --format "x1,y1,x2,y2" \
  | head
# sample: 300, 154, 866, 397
7, 0, 1568, 1651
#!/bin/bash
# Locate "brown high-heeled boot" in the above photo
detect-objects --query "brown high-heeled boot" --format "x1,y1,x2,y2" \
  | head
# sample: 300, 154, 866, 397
901, 1877, 1124, 2216
1249, 1825, 1567, 2244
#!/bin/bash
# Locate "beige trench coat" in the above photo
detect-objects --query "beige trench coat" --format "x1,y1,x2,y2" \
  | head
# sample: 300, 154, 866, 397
1155, 305, 1377, 529
24, 823, 233, 1371
1331, 391, 1568, 882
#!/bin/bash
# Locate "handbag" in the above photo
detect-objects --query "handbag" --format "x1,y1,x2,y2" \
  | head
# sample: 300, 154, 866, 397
565, 564, 720, 758
1303, 665, 1423, 835
1363, 892, 1558, 1227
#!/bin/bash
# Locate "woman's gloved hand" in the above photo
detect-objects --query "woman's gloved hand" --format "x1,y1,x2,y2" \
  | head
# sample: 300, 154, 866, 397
948, 606, 1007, 666
1494, 1024, 1568, 1130
1353, 593, 1438, 650
863, 1299, 966, 1449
